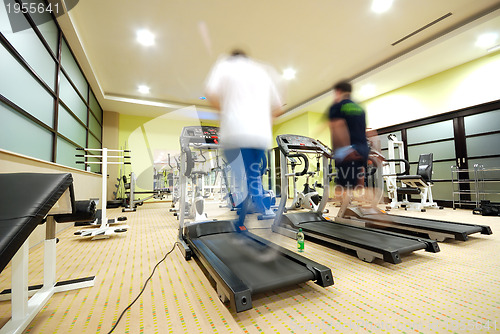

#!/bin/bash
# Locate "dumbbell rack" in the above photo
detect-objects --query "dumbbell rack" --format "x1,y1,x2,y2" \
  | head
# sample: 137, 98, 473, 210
75, 148, 131, 239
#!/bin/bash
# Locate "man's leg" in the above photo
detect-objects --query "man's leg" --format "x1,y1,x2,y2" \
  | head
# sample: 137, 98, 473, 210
241, 148, 267, 215
224, 148, 248, 229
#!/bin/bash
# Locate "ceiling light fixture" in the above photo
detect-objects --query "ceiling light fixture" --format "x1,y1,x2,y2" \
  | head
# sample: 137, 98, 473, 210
138, 85, 150, 94
283, 68, 296, 80
371, 0, 393, 13
475, 32, 498, 48
136, 29, 155, 46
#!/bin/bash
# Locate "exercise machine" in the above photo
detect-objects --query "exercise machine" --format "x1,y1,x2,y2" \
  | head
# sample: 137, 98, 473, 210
74, 148, 129, 239
341, 152, 492, 242
122, 171, 170, 212
384, 134, 442, 211
286, 154, 324, 213
0, 173, 97, 333
272, 134, 439, 264
176, 126, 333, 312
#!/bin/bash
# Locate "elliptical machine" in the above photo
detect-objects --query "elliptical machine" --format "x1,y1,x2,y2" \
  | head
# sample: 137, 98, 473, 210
286, 154, 325, 213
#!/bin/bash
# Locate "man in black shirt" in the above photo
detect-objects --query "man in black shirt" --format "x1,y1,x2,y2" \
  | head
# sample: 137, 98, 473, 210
328, 81, 369, 189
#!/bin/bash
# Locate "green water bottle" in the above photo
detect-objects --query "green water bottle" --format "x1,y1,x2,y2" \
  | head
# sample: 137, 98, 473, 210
297, 228, 305, 252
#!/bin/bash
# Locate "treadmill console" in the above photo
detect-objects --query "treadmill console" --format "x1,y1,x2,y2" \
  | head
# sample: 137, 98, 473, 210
180, 126, 219, 148
276, 134, 332, 158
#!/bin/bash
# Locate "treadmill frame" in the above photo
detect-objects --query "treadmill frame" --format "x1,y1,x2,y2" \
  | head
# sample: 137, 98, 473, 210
176, 127, 333, 313
272, 134, 439, 264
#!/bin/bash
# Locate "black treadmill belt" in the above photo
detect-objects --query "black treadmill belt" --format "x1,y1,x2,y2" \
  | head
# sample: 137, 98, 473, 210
300, 221, 424, 254
364, 214, 483, 234
199, 233, 314, 294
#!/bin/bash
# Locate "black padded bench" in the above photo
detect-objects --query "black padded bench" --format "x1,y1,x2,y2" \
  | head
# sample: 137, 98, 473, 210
0, 173, 97, 333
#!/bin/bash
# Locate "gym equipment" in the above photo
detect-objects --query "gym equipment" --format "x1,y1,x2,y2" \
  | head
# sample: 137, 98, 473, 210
342, 205, 492, 241
338, 150, 493, 241
172, 148, 213, 221
384, 135, 441, 211
176, 126, 333, 312
75, 148, 130, 239
0, 173, 96, 334
122, 171, 170, 212
167, 153, 181, 213
273, 134, 439, 264
286, 154, 324, 213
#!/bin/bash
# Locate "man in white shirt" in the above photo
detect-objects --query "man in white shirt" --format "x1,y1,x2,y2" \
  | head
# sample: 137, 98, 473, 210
205, 49, 283, 229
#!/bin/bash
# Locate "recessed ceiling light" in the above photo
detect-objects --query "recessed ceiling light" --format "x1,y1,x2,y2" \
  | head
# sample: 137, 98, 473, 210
371, 0, 393, 13
283, 68, 296, 80
476, 32, 498, 48
138, 85, 150, 94
136, 29, 155, 46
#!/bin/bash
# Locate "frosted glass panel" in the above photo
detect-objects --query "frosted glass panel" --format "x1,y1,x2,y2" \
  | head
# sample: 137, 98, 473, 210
406, 120, 454, 145
433, 161, 455, 181
2, 11, 56, 88
89, 114, 101, 140
464, 110, 500, 136
432, 182, 453, 201
407, 140, 455, 162
466, 133, 500, 158
0, 101, 52, 161
61, 39, 88, 98
88, 134, 101, 150
469, 157, 500, 179
58, 104, 86, 147
87, 155, 101, 173
89, 91, 102, 122
379, 131, 402, 150
56, 137, 81, 170
59, 73, 87, 122
0, 46, 54, 126
87, 136, 101, 173
28, 5, 59, 54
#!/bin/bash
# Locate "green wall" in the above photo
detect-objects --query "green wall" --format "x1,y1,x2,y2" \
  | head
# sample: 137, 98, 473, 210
363, 50, 500, 129
118, 113, 217, 192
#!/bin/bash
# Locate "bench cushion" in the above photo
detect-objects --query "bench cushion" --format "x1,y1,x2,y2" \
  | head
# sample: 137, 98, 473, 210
0, 173, 73, 273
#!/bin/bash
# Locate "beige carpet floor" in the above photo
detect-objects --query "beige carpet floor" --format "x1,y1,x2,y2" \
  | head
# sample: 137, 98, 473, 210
0, 201, 499, 333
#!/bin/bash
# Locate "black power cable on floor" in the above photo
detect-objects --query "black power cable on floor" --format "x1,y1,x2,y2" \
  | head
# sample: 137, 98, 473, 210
107, 242, 180, 334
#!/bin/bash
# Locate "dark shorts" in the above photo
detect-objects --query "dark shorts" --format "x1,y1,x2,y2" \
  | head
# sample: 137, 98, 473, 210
334, 144, 369, 188
335, 160, 366, 188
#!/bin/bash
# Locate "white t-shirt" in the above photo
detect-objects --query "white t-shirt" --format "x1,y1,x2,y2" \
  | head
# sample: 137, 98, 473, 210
205, 55, 282, 149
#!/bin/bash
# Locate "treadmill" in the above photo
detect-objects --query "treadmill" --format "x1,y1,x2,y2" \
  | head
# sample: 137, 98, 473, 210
176, 126, 333, 313
338, 153, 492, 241
273, 134, 439, 264
342, 206, 492, 241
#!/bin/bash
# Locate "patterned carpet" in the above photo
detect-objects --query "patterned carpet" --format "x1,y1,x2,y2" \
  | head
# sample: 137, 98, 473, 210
0, 201, 499, 333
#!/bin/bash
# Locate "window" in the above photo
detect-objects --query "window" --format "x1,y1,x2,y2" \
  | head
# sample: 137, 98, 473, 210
0, 7, 102, 170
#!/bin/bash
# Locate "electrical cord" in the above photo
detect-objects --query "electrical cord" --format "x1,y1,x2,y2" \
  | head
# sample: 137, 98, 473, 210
107, 242, 180, 333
